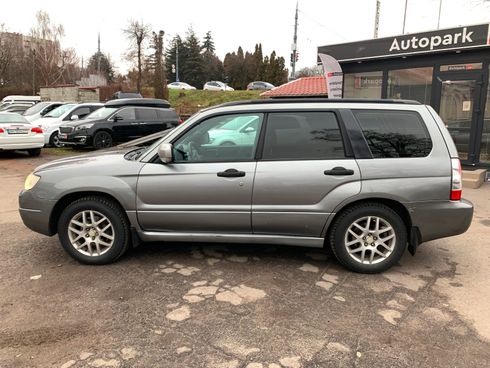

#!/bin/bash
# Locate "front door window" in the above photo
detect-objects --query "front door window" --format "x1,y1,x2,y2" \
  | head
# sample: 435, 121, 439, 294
173, 113, 264, 162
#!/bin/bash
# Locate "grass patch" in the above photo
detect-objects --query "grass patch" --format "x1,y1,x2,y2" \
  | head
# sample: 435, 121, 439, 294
43, 147, 87, 156
168, 90, 263, 116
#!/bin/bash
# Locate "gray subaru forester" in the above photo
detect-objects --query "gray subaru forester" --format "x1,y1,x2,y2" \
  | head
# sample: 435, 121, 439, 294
19, 99, 473, 273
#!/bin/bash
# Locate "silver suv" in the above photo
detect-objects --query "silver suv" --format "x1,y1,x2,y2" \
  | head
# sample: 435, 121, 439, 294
19, 99, 473, 273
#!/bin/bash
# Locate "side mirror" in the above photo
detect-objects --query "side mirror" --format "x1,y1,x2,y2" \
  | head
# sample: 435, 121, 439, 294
158, 143, 173, 164
242, 126, 255, 133
70, 115, 79, 121
113, 115, 122, 122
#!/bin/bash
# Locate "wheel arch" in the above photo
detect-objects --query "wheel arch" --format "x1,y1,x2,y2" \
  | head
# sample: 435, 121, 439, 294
324, 197, 413, 242
49, 191, 128, 235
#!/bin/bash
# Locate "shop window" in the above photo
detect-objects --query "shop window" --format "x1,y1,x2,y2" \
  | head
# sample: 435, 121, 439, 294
480, 68, 490, 164
343, 71, 382, 99
387, 67, 433, 104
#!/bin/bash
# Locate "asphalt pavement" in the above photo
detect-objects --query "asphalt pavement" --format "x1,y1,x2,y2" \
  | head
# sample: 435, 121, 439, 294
1, 151, 489, 368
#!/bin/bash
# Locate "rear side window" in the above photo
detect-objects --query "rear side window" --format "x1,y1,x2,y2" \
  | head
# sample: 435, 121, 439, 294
137, 108, 158, 120
156, 109, 175, 120
262, 112, 345, 160
353, 109, 432, 158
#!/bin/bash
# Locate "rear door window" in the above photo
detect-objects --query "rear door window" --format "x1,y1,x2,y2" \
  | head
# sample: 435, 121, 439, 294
262, 112, 345, 160
353, 109, 432, 158
136, 108, 158, 121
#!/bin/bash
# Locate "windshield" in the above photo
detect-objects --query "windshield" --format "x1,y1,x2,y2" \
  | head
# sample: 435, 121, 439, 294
44, 104, 76, 118
23, 102, 50, 116
216, 116, 257, 130
85, 107, 118, 120
0, 113, 29, 124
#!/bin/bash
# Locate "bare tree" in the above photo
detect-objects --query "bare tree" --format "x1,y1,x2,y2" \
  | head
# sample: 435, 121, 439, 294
30, 10, 78, 87
123, 20, 151, 93
0, 24, 14, 86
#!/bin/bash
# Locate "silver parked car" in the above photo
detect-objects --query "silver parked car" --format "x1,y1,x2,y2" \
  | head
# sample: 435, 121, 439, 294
19, 99, 473, 273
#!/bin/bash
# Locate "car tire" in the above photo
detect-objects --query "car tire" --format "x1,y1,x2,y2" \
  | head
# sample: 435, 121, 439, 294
93, 131, 113, 149
27, 148, 41, 157
57, 196, 130, 265
49, 131, 63, 148
328, 202, 407, 274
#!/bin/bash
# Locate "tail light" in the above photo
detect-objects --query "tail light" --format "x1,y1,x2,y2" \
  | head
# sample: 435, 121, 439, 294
450, 158, 462, 200
0, 128, 4, 133
31, 127, 43, 134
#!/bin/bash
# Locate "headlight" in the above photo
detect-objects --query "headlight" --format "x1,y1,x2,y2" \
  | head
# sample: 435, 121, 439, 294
76, 123, 94, 130
24, 173, 41, 191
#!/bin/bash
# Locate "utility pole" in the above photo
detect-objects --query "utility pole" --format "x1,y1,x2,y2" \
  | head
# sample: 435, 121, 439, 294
176, 42, 179, 82
31, 48, 36, 95
290, 1, 298, 80
374, 0, 381, 38
402, 0, 408, 34
437, 0, 443, 29
97, 32, 101, 74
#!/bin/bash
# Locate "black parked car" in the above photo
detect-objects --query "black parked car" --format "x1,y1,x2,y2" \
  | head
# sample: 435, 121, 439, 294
58, 99, 180, 149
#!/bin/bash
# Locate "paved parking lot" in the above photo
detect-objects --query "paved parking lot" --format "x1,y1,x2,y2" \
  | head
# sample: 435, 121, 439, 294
1, 151, 490, 368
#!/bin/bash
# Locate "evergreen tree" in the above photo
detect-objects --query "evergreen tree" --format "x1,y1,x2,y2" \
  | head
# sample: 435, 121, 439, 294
87, 51, 115, 82
181, 27, 204, 88
202, 31, 215, 53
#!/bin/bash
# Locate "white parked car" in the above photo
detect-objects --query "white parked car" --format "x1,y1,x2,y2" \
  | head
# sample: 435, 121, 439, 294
167, 82, 196, 90
23, 101, 65, 123
208, 115, 260, 146
0, 112, 44, 156
37, 103, 103, 147
203, 81, 234, 91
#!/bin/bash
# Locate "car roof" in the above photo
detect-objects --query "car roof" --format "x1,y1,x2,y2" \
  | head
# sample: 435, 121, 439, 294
105, 98, 170, 109
218, 98, 421, 108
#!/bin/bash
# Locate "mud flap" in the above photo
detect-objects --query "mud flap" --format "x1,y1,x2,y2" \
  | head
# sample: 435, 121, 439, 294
408, 226, 421, 256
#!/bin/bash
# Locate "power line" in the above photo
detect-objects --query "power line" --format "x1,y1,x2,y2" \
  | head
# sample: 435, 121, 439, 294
298, 9, 348, 41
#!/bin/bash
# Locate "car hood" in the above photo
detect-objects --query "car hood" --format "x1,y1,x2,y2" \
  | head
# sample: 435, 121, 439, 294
61, 117, 105, 128
37, 117, 60, 126
34, 147, 141, 174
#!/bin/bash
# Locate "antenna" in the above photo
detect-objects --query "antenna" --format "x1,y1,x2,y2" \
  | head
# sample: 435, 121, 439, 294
291, 2, 299, 79
374, 0, 381, 38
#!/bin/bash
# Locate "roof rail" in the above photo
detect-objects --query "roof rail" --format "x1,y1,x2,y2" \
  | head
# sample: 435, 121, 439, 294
105, 98, 170, 108
218, 98, 421, 108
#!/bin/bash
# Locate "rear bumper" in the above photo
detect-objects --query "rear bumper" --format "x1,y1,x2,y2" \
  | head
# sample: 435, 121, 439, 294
0, 136, 44, 150
408, 199, 473, 243
19, 190, 56, 236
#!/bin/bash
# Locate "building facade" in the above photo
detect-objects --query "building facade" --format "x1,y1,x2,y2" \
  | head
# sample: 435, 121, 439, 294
318, 23, 490, 167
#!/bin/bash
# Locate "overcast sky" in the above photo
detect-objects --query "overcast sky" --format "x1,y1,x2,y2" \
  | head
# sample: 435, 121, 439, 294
1, 0, 489, 77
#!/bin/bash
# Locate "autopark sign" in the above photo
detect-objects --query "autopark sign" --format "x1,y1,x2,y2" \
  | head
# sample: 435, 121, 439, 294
318, 23, 490, 61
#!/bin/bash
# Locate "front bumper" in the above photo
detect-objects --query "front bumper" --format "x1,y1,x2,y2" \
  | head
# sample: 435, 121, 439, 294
408, 199, 473, 243
19, 189, 56, 236
58, 131, 93, 146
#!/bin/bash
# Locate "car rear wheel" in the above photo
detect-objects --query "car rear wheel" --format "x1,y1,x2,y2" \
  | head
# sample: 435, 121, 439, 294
57, 196, 130, 264
27, 148, 41, 157
93, 131, 113, 149
49, 132, 63, 148
328, 203, 407, 273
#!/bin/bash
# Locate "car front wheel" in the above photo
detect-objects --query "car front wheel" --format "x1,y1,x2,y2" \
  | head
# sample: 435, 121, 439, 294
328, 203, 407, 273
93, 131, 113, 149
57, 196, 130, 264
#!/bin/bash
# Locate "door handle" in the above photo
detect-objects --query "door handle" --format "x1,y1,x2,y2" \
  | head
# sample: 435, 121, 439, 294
324, 167, 354, 176
217, 169, 246, 177
131, 122, 139, 125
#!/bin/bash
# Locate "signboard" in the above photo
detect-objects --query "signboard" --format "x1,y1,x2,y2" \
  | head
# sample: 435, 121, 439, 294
318, 23, 490, 62
440, 62, 483, 72
354, 76, 383, 89
318, 53, 343, 99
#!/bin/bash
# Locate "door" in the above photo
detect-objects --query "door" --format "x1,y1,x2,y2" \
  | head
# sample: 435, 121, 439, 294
136, 113, 264, 233
434, 72, 483, 164
136, 107, 159, 136
252, 111, 361, 237
112, 107, 139, 142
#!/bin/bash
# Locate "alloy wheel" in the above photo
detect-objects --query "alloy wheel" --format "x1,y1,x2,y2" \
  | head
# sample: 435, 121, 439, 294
344, 216, 396, 265
68, 210, 115, 256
